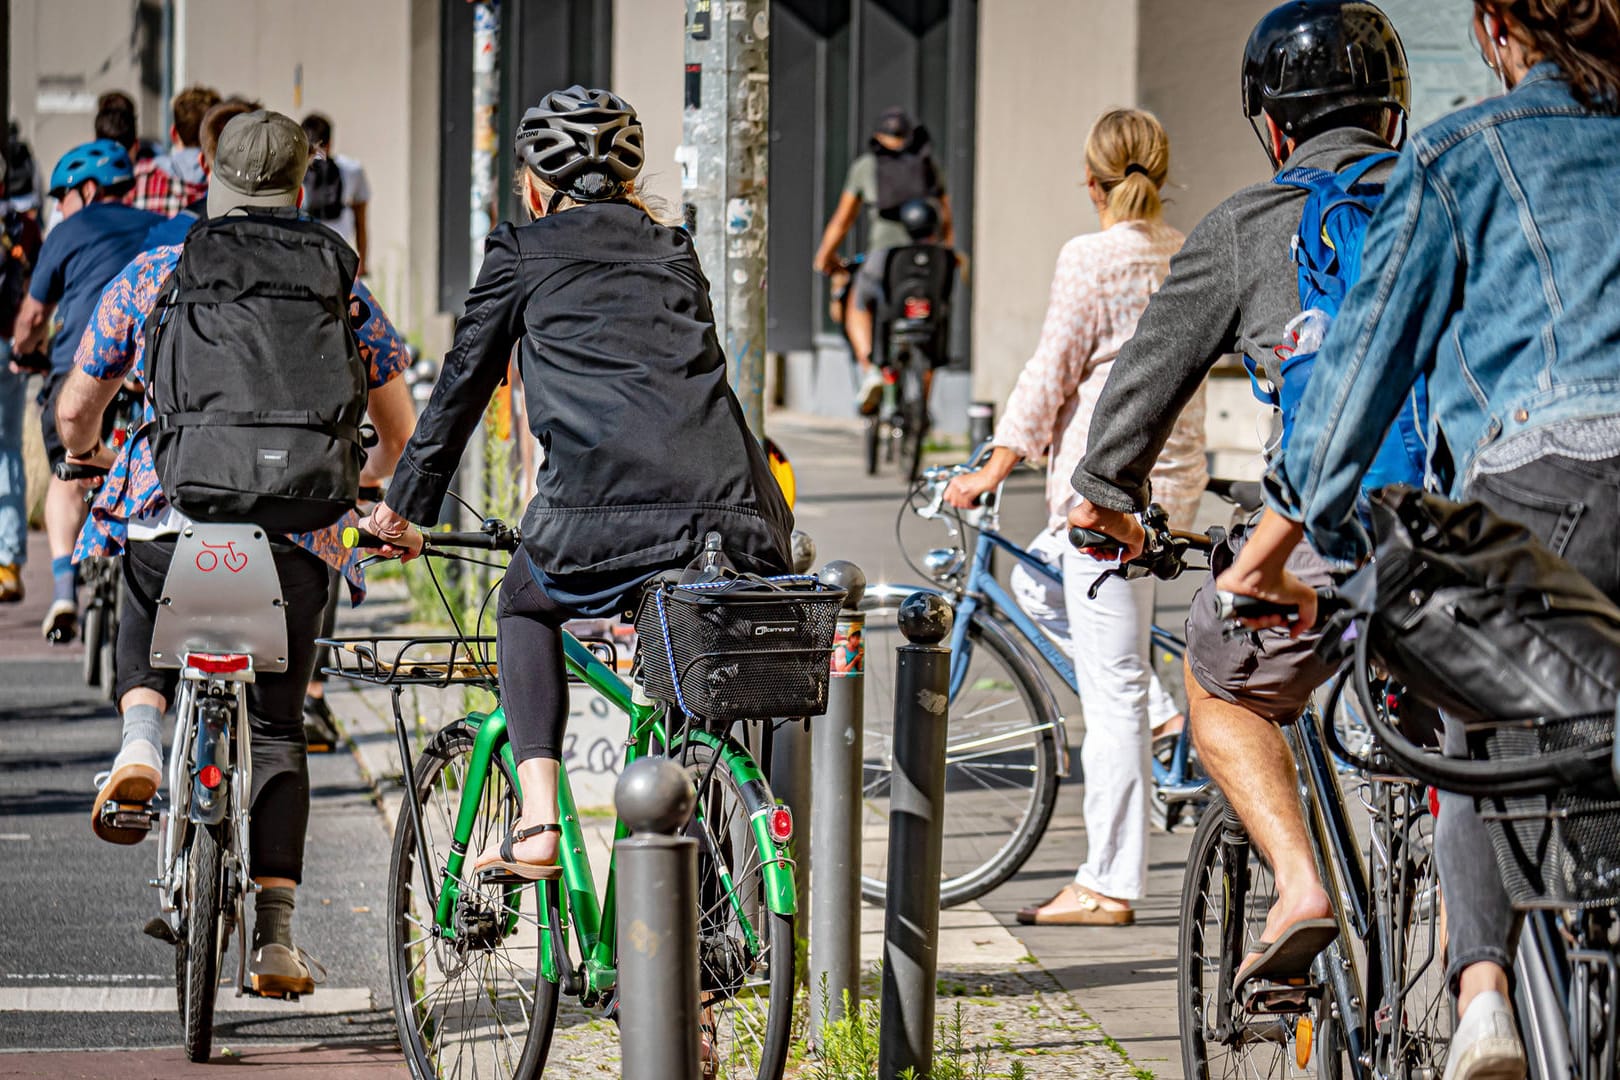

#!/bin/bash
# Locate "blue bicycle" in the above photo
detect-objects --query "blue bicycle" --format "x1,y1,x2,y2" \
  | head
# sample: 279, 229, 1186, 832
858, 452, 1250, 907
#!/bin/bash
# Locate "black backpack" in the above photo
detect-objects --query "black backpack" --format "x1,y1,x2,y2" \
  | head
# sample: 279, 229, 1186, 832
302, 155, 345, 221
144, 213, 368, 532
873, 127, 942, 221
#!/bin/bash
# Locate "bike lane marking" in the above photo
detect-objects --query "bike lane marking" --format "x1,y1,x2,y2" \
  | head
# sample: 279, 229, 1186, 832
0, 986, 374, 1013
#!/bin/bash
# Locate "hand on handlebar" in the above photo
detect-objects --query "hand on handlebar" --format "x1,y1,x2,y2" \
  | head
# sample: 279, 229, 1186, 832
358, 504, 424, 562
1212, 565, 1318, 637
1066, 500, 1144, 562
63, 443, 119, 489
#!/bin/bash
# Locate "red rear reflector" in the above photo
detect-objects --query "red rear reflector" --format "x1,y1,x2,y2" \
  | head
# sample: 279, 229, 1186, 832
198, 765, 224, 790
1428, 787, 1441, 819
189, 653, 250, 674
768, 806, 793, 843
903, 297, 932, 319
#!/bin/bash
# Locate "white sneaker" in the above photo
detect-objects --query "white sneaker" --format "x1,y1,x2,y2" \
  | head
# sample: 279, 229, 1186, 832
1443, 991, 1526, 1080
42, 599, 77, 644
855, 369, 885, 416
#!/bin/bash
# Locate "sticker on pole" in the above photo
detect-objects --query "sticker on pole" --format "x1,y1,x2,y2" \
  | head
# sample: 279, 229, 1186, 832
831, 623, 864, 678
687, 0, 712, 39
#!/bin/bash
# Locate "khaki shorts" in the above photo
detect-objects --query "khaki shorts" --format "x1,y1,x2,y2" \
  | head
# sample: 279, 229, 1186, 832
1183, 527, 1340, 723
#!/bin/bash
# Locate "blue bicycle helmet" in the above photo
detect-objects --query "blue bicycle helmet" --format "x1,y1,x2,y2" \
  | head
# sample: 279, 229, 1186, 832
48, 139, 135, 199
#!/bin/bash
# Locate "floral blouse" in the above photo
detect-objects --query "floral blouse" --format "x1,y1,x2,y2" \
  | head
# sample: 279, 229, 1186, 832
72, 243, 410, 603
993, 219, 1207, 532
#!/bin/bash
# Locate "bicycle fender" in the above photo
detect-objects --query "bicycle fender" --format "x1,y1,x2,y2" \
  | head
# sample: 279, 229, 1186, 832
679, 729, 798, 917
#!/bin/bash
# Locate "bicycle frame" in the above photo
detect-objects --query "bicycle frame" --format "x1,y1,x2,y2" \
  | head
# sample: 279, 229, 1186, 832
409, 629, 798, 1003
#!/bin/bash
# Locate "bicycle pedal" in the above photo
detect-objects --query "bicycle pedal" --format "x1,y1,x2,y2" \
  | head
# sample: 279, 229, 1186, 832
142, 917, 179, 945
101, 801, 158, 833
1241, 977, 1322, 1015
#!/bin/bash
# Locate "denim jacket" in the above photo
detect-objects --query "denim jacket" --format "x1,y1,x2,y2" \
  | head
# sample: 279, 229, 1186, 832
1266, 64, 1620, 567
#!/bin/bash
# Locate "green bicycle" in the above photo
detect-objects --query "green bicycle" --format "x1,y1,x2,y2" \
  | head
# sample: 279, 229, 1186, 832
325, 520, 824, 1080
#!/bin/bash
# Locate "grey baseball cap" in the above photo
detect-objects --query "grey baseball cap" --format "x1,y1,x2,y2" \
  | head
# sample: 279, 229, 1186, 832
207, 110, 308, 217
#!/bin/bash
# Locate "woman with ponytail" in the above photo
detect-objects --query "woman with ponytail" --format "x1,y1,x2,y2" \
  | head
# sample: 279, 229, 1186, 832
945, 108, 1206, 926
1219, 4, 1620, 1076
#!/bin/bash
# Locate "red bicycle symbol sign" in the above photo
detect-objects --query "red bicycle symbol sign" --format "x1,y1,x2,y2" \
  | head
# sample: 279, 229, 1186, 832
195, 541, 250, 574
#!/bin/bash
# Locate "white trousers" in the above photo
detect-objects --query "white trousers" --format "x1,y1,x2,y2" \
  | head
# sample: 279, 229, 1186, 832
1010, 527, 1179, 901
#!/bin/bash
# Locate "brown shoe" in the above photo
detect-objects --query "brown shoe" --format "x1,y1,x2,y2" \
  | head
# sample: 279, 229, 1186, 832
1015, 883, 1135, 926
91, 742, 162, 845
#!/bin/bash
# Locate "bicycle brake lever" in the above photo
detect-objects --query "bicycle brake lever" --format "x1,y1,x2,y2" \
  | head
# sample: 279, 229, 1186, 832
1086, 566, 1126, 600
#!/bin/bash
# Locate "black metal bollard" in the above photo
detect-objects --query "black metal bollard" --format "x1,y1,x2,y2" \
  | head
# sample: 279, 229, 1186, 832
810, 560, 867, 1042
616, 757, 700, 1080
878, 591, 954, 1080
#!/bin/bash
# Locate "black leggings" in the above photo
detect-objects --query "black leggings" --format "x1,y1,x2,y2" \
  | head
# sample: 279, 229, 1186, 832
496, 556, 578, 764
117, 538, 329, 883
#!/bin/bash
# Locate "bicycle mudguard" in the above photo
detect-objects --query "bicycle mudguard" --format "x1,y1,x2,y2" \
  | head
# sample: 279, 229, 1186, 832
676, 728, 798, 917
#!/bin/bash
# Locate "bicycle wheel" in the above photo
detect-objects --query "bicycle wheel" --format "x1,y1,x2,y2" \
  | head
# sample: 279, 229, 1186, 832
864, 417, 880, 476
859, 603, 1061, 907
1179, 795, 1342, 1080
899, 360, 928, 483
176, 822, 226, 1063
389, 719, 558, 1080
680, 739, 795, 1080
81, 597, 105, 689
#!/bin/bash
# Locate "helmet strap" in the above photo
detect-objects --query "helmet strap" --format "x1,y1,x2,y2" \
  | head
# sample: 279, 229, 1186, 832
546, 187, 569, 215
1251, 116, 1285, 171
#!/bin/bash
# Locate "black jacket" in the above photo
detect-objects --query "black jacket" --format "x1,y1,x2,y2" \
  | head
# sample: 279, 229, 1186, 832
387, 202, 792, 582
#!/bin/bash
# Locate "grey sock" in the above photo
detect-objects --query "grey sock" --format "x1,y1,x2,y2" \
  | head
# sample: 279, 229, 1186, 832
253, 886, 296, 951
121, 703, 163, 752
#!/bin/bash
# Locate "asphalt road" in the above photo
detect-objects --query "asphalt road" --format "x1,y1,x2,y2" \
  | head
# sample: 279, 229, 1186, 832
0, 657, 404, 1073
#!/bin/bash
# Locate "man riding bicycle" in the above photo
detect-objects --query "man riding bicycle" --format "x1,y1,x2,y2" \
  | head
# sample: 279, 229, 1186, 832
1068, 0, 1408, 1005
58, 110, 415, 997
813, 107, 956, 415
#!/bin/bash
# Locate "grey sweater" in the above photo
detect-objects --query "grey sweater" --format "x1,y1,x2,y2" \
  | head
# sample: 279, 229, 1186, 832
1071, 128, 1397, 514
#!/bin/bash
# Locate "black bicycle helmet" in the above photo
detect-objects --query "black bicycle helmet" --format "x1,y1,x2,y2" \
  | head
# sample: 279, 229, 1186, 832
515, 86, 645, 206
1242, 1, 1410, 154
897, 198, 940, 242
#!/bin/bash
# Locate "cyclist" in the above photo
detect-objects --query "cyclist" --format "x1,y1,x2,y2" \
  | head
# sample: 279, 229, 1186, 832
1067, 0, 1408, 982
361, 86, 792, 884
59, 110, 415, 997
1216, 4, 1620, 1076
945, 108, 1204, 926
1, 156, 45, 602
9, 140, 161, 642
128, 84, 220, 218
144, 98, 263, 249
813, 107, 956, 415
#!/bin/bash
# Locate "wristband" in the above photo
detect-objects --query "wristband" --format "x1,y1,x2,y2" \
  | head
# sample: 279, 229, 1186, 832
69, 439, 102, 461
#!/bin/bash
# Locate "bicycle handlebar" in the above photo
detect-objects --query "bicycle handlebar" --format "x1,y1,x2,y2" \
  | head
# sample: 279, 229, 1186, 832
54, 460, 109, 482
343, 522, 521, 554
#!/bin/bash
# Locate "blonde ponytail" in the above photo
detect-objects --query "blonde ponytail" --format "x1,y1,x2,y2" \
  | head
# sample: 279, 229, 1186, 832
1084, 108, 1170, 224
515, 168, 682, 226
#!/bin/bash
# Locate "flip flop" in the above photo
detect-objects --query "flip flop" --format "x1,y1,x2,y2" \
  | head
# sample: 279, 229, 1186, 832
1235, 918, 1339, 988
474, 823, 563, 882
1015, 884, 1135, 926
91, 760, 161, 845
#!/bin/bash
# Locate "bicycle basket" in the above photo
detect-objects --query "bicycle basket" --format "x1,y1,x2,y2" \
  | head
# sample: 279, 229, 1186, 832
633, 575, 846, 722
1472, 713, 1620, 910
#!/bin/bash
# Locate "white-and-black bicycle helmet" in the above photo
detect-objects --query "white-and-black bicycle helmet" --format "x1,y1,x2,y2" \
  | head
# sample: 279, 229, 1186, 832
515, 86, 645, 205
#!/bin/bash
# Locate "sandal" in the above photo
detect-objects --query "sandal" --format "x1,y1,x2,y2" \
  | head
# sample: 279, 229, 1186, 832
474, 823, 563, 882
1015, 883, 1135, 926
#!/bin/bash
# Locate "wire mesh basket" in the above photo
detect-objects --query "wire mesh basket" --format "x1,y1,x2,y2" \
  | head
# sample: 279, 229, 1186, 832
633, 575, 846, 723
1472, 711, 1620, 909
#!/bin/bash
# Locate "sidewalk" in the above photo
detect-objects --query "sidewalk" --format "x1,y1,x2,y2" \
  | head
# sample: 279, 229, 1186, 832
321, 412, 1211, 1078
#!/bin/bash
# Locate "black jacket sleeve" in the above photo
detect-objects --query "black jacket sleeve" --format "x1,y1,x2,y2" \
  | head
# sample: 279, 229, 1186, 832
385, 225, 528, 525
1069, 206, 1241, 513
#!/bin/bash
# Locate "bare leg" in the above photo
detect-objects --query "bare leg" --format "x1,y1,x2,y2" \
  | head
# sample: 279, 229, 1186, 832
1455, 961, 1511, 1020
498, 756, 561, 865
1185, 666, 1331, 959
845, 304, 875, 371
45, 477, 87, 559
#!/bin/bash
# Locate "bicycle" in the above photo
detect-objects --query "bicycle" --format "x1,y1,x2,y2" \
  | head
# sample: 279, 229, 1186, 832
856, 450, 1247, 908
98, 522, 296, 1062
61, 383, 140, 673
1077, 510, 1452, 1080
325, 520, 831, 1080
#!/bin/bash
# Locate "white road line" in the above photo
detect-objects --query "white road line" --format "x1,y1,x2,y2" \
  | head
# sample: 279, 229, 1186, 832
0, 986, 374, 1014
0, 834, 30, 842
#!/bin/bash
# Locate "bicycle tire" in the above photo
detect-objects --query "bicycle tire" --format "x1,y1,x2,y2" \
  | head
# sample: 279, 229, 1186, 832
859, 604, 1061, 908
1179, 795, 1339, 1080
177, 822, 226, 1063
388, 720, 558, 1080
864, 418, 880, 476
678, 739, 796, 1080
900, 360, 927, 483
81, 599, 105, 689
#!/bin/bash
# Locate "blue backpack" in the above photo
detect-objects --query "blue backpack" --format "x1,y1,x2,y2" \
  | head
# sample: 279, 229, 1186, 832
1245, 152, 1428, 495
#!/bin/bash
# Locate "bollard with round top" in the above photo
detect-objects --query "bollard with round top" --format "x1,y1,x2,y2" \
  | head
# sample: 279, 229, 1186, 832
879, 590, 954, 1079
615, 757, 700, 1080
808, 559, 868, 1045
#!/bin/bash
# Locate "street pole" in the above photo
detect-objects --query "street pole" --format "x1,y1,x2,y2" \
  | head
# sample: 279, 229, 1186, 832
878, 591, 954, 1080
768, 529, 819, 923
809, 560, 866, 1042
681, 0, 770, 438
615, 757, 701, 1080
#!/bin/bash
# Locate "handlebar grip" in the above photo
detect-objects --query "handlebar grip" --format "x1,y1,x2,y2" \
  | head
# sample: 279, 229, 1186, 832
342, 526, 383, 550
1068, 527, 1123, 554
54, 461, 108, 482
1214, 591, 1300, 623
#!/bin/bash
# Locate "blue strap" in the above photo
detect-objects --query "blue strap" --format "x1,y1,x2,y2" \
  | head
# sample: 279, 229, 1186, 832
1243, 354, 1280, 408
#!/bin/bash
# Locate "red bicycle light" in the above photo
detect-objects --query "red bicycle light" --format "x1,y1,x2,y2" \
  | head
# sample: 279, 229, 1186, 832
188, 652, 250, 674
903, 297, 932, 319
198, 765, 224, 790
767, 805, 793, 844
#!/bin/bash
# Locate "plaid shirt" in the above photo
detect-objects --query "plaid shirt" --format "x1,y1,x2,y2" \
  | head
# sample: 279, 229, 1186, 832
72, 243, 411, 603
126, 158, 206, 219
